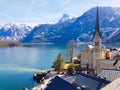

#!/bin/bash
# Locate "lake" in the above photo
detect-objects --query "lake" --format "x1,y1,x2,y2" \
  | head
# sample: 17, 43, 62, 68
0, 44, 86, 90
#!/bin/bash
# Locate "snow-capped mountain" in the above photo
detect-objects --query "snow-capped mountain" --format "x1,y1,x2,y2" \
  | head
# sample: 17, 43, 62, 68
22, 14, 76, 43
21, 7, 120, 44
58, 14, 76, 23
0, 23, 32, 41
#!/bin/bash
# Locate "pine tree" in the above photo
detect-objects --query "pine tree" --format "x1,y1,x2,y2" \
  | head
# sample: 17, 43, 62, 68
52, 53, 64, 73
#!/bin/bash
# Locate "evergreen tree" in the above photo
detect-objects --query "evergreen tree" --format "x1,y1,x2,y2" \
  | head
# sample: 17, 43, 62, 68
52, 53, 64, 73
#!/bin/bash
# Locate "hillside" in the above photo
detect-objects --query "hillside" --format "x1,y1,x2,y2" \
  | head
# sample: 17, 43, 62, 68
0, 23, 32, 41
0, 7, 120, 44
22, 7, 120, 44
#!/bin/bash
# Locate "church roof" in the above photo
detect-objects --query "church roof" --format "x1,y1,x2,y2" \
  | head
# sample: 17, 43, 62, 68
88, 45, 94, 49
87, 44, 105, 50
93, 6, 101, 39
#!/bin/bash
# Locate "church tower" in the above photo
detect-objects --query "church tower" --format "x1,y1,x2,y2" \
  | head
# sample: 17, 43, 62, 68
93, 6, 102, 69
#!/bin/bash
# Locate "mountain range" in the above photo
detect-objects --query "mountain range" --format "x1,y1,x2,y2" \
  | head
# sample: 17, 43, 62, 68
0, 23, 32, 41
1, 7, 120, 44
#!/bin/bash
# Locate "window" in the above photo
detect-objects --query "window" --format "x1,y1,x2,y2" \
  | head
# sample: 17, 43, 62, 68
95, 42, 99, 46
95, 48, 99, 53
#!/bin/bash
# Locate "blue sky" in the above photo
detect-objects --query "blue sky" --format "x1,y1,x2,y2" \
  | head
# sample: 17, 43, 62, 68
0, 0, 120, 26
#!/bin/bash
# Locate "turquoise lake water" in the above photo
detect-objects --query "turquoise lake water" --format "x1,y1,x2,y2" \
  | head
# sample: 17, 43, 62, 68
0, 44, 86, 90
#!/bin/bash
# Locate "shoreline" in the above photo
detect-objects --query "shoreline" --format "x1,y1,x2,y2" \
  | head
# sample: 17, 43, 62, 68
0, 40, 22, 48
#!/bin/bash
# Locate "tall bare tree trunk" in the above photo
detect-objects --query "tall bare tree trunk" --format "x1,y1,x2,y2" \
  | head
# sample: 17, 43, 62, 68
68, 41, 75, 63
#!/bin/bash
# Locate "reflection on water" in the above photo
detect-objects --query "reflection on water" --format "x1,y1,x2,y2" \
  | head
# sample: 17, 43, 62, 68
0, 64, 42, 72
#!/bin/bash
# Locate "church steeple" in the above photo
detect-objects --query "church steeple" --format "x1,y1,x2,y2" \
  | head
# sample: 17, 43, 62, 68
93, 6, 102, 69
93, 6, 101, 39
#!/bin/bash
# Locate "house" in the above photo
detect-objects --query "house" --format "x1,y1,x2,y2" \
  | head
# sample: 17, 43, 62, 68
73, 73, 110, 90
98, 69, 120, 81
45, 76, 77, 90
96, 57, 120, 74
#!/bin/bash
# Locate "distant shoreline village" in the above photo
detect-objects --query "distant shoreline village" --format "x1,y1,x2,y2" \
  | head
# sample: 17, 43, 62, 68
23, 6, 120, 90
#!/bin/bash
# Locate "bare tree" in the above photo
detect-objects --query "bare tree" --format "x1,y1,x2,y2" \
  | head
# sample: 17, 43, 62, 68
68, 40, 76, 63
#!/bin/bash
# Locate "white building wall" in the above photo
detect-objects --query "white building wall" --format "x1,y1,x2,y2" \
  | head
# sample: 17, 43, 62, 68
81, 47, 93, 69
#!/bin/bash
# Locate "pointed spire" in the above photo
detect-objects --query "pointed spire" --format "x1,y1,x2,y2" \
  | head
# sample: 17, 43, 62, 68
93, 6, 101, 38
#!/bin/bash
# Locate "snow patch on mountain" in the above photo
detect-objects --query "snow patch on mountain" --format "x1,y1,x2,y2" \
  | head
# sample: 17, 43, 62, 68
58, 14, 76, 23
112, 8, 120, 15
109, 17, 114, 22
107, 28, 120, 39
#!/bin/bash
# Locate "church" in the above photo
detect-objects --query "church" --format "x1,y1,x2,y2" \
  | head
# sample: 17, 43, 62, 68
80, 6, 120, 71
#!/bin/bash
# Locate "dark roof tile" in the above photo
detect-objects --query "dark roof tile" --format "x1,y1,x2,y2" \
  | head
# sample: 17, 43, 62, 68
45, 76, 77, 90
74, 73, 110, 90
